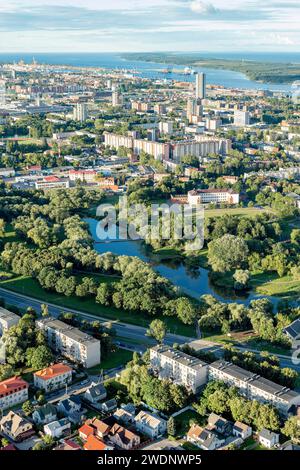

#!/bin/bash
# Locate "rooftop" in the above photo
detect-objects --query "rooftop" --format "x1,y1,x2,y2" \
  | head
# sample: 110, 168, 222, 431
34, 363, 72, 381
151, 344, 207, 370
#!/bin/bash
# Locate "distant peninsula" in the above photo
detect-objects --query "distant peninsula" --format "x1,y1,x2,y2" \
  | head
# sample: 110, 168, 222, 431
121, 53, 300, 84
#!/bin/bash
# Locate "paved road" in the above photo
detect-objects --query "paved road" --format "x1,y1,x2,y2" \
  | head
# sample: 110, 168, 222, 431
1, 287, 299, 373
0, 287, 194, 347
187, 339, 300, 373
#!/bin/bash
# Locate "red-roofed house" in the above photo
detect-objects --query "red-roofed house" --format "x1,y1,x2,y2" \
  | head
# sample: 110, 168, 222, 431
53, 439, 81, 451
83, 435, 113, 451
0, 444, 17, 451
0, 377, 29, 411
78, 423, 95, 441
33, 363, 72, 392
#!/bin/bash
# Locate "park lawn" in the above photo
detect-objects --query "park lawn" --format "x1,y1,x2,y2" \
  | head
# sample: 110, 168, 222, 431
0, 275, 195, 337
252, 272, 300, 299
174, 409, 204, 438
87, 349, 133, 374
242, 338, 291, 356
204, 207, 272, 218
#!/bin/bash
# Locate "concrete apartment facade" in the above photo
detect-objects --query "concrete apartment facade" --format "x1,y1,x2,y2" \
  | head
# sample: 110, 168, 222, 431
150, 345, 208, 393
36, 317, 101, 368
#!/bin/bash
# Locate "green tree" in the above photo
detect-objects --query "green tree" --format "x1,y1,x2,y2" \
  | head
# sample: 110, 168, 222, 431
167, 417, 176, 437
146, 319, 166, 343
208, 234, 249, 272
282, 416, 300, 441
22, 400, 34, 416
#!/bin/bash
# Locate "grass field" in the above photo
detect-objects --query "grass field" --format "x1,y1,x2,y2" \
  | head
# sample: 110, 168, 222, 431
174, 409, 204, 438
0, 275, 195, 337
87, 349, 133, 374
252, 272, 300, 299
204, 207, 272, 218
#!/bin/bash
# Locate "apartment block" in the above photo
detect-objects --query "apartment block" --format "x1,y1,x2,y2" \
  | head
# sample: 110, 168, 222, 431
150, 345, 208, 393
36, 317, 101, 368
209, 360, 300, 415
0, 307, 20, 336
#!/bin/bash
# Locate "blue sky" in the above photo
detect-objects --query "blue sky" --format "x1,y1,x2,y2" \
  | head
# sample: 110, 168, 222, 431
0, 0, 299, 52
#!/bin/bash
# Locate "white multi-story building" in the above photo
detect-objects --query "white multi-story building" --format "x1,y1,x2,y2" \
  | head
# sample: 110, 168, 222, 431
188, 189, 240, 205
112, 91, 123, 107
0, 377, 29, 411
33, 363, 73, 392
159, 121, 173, 135
36, 317, 101, 368
73, 102, 88, 122
0, 167, 16, 178
234, 110, 250, 127
0, 307, 20, 336
209, 360, 300, 415
150, 345, 208, 393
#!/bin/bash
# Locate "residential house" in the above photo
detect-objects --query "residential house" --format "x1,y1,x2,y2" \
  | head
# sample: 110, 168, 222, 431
83, 382, 107, 404
0, 411, 34, 442
44, 418, 71, 439
283, 319, 300, 342
0, 444, 18, 451
101, 398, 117, 413
0, 376, 29, 411
53, 439, 81, 451
32, 404, 57, 425
150, 345, 208, 394
33, 363, 72, 393
232, 421, 252, 440
113, 408, 135, 426
83, 435, 114, 451
134, 411, 167, 438
207, 413, 232, 436
79, 418, 111, 441
187, 424, 225, 451
58, 395, 84, 424
108, 423, 140, 450
258, 429, 280, 449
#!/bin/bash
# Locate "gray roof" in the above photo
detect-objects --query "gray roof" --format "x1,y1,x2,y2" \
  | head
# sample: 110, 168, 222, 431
210, 360, 299, 402
259, 429, 279, 440
37, 317, 99, 344
283, 319, 300, 340
34, 404, 57, 420
86, 383, 107, 399
151, 345, 207, 370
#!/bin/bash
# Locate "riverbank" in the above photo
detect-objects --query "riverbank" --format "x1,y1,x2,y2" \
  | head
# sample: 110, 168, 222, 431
121, 53, 300, 84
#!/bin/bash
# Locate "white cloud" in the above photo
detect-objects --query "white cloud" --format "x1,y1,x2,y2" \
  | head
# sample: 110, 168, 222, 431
189, 1, 216, 14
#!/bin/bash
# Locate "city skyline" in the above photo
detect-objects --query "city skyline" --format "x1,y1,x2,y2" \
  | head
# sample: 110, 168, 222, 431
0, 0, 299, 53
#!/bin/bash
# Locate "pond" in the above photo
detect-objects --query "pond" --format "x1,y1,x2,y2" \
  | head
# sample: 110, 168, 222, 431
86, 217, 281, 308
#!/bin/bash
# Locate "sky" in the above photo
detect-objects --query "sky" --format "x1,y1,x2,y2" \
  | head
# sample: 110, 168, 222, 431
0, 0, 299, 52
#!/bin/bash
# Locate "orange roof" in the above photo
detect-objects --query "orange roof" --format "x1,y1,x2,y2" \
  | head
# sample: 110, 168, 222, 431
83, 435, 107, 451
44, 176, 60, 182
34, 363, 72, 381
0, 376, 28, 397
187, 424, 204, 439
78, 423, 94, 439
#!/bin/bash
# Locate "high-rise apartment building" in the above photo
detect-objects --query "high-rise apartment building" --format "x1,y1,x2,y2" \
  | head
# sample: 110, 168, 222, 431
73, 102, 88, 122
195, 72, 206, 100
234, 109, 250, 127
